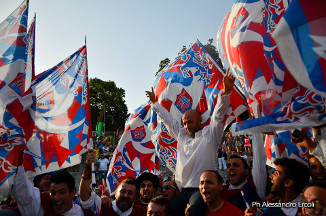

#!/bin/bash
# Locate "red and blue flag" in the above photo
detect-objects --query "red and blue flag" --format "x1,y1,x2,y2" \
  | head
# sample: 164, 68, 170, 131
273, 0, 326, 97
0, 0, 28, 199
22, 45, 93, 178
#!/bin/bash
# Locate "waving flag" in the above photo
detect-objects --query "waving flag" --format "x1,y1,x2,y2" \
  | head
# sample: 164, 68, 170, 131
24, 14, 36, 92
107, 102, 160, 193
217, 0, 296, 118
107, 40, 248, 193
265, 130, 310, 167
22, 45, 93, 178
0, 0, 28, 199
273, 0, 326, 97
218, 0, 326, 135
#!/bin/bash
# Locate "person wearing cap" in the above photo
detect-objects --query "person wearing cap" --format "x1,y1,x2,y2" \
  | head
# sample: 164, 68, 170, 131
33, 171, 55, 193
135, 172, 160, 206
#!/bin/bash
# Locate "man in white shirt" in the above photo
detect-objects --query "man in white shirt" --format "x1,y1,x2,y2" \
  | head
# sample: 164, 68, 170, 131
145, 69, 235, 216
97, 153, 110, 180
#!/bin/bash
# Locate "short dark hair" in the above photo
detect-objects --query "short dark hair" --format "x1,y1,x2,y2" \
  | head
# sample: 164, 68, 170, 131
50, 170, 75, 192
274, 158, 309, 194
203, 170, 224, 184
229, 155, 250, 170
120, 177, 137, 187
149, 195, 171, 215
136, 172, 160, 190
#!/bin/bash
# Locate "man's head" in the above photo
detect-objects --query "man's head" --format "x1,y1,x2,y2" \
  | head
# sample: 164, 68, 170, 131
269, 158, 309, 198
49, 170, 76, 214
136, 172, 160, 203
161, 180, 179, 201
147, 195, 172, 216
199, 170, 224, 206
182, 109, 202, 138
227, 155, 250, 186
33, 172, 54, 192
302, 185, 326, 216
115, 178, 138, 212
309, 155, 326, 186
99, 154, 104, 159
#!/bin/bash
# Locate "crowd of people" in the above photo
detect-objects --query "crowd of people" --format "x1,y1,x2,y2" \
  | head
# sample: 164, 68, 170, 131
1, 72, 326, 216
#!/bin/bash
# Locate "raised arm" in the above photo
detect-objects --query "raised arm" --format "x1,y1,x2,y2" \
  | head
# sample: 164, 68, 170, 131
221, 68, 235, 96
79, 149, 96, 201
145, 87, 182, 139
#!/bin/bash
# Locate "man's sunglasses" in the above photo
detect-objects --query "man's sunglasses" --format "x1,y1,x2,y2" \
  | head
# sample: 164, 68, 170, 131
159, 185, 177, 191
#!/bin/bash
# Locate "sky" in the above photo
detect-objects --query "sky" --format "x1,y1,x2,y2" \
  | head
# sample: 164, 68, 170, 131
1, 0, 235, 113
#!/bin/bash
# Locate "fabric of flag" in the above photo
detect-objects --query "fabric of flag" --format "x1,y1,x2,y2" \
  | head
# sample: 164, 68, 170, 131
231, 85, 326, 135
217, 0, 297, 118
107, 40, 248, 194
0, 0, 28, 199
218, 0, 326, 135
107, 102, 160, 194
24, 14, 35, 92
22, 45, 93, 178
272, 0, 326, 97
265, 130, 310, 168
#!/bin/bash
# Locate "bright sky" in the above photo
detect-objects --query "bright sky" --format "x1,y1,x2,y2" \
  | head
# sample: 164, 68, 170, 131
1, 0, 234, 113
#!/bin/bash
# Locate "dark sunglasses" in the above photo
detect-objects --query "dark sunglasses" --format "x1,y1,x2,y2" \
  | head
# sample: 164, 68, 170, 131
159, 185, 177, 191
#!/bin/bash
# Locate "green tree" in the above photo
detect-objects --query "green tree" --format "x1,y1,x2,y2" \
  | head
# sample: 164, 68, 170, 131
89, 77, 128, 134
204, 38, 223, 67
156, 58, 170, 76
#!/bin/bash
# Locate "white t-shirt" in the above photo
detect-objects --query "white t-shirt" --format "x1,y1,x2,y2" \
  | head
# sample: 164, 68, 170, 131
98, 158, 110, 171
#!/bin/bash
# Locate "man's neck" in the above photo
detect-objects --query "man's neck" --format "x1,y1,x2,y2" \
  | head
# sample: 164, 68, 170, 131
207, 198, 224, 212
281, 190, 300, 203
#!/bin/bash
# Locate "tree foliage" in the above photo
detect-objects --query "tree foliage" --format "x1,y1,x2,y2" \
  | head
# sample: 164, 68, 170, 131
89, 77, 128, 133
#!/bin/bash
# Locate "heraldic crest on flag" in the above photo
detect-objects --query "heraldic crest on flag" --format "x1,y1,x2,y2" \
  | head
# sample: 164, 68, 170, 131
107, 40, 248, 193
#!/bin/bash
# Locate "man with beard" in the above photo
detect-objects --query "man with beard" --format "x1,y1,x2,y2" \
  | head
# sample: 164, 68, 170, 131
135, 172, 160, 206
146, 70, 235, 216
79, 150, 146, 216
221, 155, 261, 211
268, 158, 309, 215
245, 158, 309, 216
199, 170, 243, 216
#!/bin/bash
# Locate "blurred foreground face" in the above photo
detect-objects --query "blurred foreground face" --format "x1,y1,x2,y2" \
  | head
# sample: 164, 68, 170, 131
38, 175, 52, 192
147, 202, 168, 216
302, 186, 326, 216
199, 171, 223, 205
309, 156, 326, 186
50, 182, 75, 214
115, 183, 137, 212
